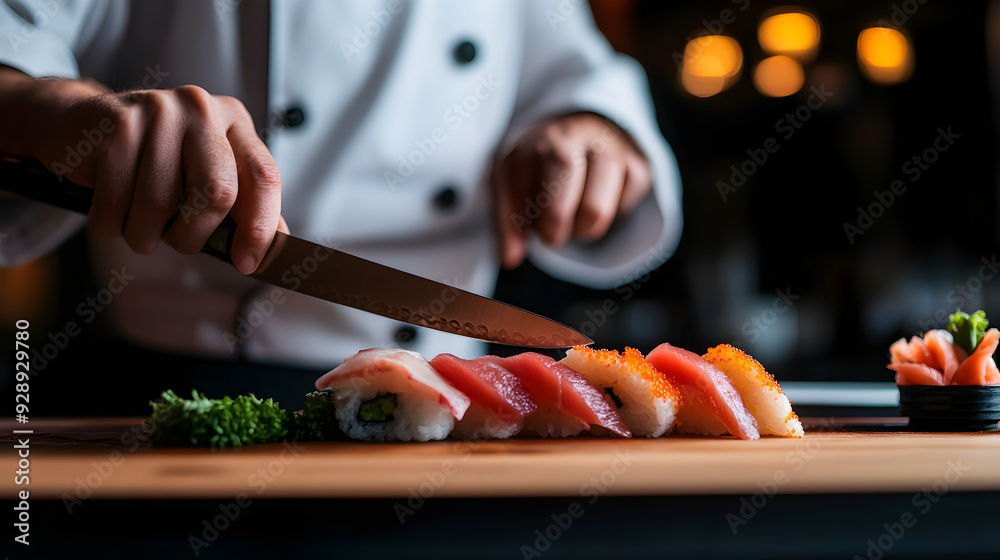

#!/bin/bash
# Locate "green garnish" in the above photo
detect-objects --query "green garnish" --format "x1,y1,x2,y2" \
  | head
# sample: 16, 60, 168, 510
146, 389, 288, 448
357, 393, 397, 422
946, 309, 990, 355
290, 389, 343, 441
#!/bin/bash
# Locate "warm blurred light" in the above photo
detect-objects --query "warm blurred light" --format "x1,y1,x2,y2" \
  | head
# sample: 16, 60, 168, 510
758, 11, 821, 61
753, 55, 805, 97
857, 27, 914, 84
680, 35, 743, 98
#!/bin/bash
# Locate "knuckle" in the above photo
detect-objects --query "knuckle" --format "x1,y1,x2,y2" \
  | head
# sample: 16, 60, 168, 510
243, 151, 282, 189
174, 84, 215, 115
200, 176, 239, 211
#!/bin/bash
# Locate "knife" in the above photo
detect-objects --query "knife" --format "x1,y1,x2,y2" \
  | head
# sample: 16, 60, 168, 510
0, 157, 592, 348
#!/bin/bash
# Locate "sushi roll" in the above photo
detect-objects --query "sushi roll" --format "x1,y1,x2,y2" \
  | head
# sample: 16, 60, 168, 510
314, 348, 470, 442
487, 352, 631, 438
429, 353, 537, 440
702, 344, 804, 437
561, 346, 681, 437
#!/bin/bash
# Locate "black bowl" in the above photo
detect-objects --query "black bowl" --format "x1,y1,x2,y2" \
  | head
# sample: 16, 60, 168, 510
898, 385, 1000, 432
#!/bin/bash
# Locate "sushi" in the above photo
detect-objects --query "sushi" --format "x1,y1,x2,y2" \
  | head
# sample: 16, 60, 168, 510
702, 344, 803, 437
645, 343, 760, 440
314, 348, 470, 442
429, 353, 537, 439
487, 352, 632, 438
560, 346, 681, 437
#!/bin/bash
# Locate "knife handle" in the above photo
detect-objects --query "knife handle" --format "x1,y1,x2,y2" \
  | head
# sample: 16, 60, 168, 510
0, 157, 237, 264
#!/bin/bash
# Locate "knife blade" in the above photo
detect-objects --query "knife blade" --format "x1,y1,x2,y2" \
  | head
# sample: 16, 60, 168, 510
0, 157, 592, 348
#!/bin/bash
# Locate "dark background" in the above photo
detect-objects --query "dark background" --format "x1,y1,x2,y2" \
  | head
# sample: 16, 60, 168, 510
499, 0, 1000, 384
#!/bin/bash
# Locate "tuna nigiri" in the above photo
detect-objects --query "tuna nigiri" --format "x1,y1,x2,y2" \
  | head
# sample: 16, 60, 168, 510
315, 348, 471, 442
487, 352, 631, 438
645, 343, 759, 440
429, 353, 537, 439
561, 346, 681, 437
702, 344, 803, 437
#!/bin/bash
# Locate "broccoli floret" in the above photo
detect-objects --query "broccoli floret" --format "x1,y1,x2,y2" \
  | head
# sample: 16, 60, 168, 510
290, 389, 344, 441
146, 389, 289, 448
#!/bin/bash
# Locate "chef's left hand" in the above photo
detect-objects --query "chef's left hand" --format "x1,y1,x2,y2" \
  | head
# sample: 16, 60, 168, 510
490, 112, 651, 269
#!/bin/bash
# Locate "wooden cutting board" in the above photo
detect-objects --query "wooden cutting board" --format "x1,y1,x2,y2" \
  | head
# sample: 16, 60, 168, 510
3, 417, 999, 500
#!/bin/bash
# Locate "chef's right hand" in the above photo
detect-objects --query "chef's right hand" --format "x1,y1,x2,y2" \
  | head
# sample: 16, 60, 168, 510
0, 66, 282, 274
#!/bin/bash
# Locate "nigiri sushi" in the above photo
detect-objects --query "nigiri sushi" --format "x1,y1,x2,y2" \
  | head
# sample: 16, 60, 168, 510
645, 343, 760, 440
561, 346, 681, 437
487, 352, 631, 438
702, 344, 803, 437
314, 348, 470, 442
429, 353, 537, 439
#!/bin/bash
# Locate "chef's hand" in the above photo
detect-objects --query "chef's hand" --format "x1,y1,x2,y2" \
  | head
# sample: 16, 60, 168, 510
0, 66, 281, 274
490, 112, 651, 269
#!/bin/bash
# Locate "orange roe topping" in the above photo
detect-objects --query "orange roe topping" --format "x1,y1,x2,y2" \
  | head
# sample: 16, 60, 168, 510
569, 345, 682, 403
703, 344, 782, 392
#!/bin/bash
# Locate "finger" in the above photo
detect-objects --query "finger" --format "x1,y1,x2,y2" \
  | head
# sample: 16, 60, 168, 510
225, 117, 282, 274
88, 109, 141, 238
277, 215, 290, 234
618, 152, 652, 214
574, 153, 625, 241
123, 95, 184, 254
535, 144, 586, 247
491, 153, 529, 269
165, 117, 239, 255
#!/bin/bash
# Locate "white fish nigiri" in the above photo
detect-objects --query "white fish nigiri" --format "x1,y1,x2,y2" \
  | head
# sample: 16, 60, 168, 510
315, 348, 470, 442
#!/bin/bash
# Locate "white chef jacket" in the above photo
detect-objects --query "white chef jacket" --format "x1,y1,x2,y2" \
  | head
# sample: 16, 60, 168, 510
0, 0, 682, 368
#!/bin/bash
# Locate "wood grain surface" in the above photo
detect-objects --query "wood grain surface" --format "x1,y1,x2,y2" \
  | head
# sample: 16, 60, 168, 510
3, 417, 998, 500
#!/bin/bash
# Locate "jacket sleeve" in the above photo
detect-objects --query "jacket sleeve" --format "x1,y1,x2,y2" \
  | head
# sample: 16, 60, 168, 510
0, 0, 117, 267
500, 0, 682, 290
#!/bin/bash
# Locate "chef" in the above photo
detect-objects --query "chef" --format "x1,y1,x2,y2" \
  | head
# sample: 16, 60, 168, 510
0, 0, 682, 379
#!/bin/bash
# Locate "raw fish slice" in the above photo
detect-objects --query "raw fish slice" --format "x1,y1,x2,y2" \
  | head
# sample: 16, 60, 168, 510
923, 330, 965, 384
888, 362, 945, 386
487, 353, 631, 438
316, 348, 470, 418
645, 343, 759, 440
561, 346, 681, 437
315, 348, 471, 442
889, 337, 933, 366
429, 353, 537, 439
702, 344, 804, 437
952, 328, 1000, 385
